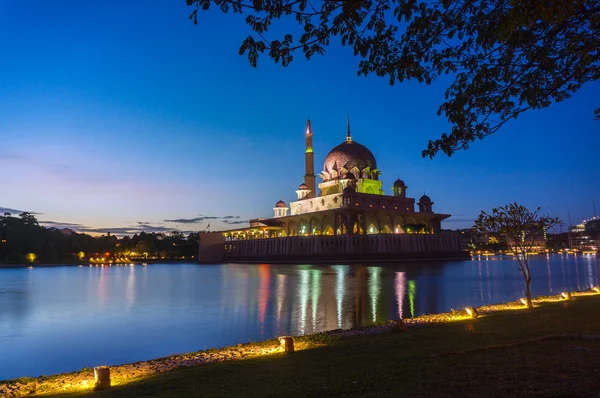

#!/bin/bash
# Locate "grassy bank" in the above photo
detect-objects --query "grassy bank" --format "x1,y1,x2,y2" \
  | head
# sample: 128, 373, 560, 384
3, 292, 600, 397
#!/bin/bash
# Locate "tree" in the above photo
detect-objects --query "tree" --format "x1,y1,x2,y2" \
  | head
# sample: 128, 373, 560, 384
475, 203, 560, 309
187, 0, 600, 157
19, 212, 39, 226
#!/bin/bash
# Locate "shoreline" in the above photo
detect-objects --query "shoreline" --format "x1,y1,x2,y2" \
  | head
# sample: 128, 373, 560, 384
1, 288, 598, 396
0, 259, 196, 269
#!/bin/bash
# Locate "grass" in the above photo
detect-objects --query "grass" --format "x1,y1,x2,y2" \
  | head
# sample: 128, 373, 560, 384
38, 294, 600, 398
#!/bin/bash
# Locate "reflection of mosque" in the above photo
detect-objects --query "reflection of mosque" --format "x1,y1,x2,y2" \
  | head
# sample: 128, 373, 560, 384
199, 121, 467, 263
222, 263, 445, 337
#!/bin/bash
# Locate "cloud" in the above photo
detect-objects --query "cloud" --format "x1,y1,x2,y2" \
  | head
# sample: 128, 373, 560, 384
0, 206, 41, 215
164, 214, 242, 223
70, 223, 177, 235
39, 220, 86, 229
223, 220, 248, 225
134, 223, 174, 233
164, 216, 219, 224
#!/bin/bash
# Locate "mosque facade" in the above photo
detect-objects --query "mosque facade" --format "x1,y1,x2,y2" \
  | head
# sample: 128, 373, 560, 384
198, 121, 466, 263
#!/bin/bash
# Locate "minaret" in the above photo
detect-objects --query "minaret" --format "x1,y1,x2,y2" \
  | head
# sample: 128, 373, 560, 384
304, 120, 316, 199
346, 115, 352, 143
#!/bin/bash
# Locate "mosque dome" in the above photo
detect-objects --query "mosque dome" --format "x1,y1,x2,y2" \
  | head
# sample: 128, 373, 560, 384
275, 200, 287, 208
323, 141, 377, 175
298, 183, 309, 190
419, 194, 431, 202
393, 178, 405, 187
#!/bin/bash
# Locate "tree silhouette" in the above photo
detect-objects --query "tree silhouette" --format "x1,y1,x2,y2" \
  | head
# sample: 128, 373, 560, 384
475, 203, 560, 309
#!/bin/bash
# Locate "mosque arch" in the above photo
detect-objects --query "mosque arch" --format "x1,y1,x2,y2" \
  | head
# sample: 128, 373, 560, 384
393, 216, 404, 233
380, 215, 393, 234
366, 214, 379, 234
310, 217, 321, 235
287, 221, 297, 237
336, 213, 348, 235
298, 219, 309, 236
350, 213, 364, 235
365, 186, 375, 194
322, 215, 334, 236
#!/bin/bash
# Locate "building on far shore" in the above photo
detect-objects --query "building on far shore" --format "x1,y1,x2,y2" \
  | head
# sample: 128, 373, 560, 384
199, 120, 467, 263
566, 216, 600, 249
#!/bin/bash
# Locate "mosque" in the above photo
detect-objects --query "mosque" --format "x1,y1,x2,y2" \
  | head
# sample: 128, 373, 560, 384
198, 120, 466, 263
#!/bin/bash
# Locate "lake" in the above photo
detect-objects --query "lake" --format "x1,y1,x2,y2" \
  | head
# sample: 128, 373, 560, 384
1, 254, 598, 379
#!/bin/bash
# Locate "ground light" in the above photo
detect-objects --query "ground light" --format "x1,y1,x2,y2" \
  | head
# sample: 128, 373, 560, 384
465, 307, 479, 319
561, 292, 572, 300
278, 336, 295, 353
94, 366, 111, 390
593, 287, 600, 293
519, 298, 528, 306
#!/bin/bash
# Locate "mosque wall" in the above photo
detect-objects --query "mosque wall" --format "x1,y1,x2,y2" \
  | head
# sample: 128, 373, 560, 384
290, 194, 344, 215
219, 233, 467, 262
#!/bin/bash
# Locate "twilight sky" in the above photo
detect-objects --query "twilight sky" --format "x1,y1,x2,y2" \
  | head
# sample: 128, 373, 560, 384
1, 0, 599, 235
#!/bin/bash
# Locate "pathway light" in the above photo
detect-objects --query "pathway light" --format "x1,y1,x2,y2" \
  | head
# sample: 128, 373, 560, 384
561, 292, 572, 300
519, 298, 528, 306
465, 307, 479, 319
278, 336, 295, 353
94, 366, 111, 390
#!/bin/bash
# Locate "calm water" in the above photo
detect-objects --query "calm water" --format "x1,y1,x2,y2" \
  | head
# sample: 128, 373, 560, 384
1, 255, 599, 379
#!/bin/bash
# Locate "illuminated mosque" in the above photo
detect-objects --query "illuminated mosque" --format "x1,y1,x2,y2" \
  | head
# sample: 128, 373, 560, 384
198, 120, 465, 262
223, 120, 450, 239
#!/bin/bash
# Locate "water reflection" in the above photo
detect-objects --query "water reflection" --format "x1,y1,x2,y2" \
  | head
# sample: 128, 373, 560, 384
394, 272, 405, 320
1, 255, 599, 379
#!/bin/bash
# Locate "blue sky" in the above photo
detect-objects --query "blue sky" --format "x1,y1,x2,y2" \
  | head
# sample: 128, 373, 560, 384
1, 0, 598, 235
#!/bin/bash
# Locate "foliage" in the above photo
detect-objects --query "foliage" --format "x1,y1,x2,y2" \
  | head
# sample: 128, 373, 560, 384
0, 213, 199, 263
475, 202, 560, 308
187, 0, 600, 157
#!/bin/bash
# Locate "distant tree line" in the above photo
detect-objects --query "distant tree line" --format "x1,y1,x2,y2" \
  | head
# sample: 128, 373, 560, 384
0, 212, 199, 264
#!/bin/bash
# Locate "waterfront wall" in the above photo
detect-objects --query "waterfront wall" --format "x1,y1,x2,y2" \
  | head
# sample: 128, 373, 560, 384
199, 233, 468, 263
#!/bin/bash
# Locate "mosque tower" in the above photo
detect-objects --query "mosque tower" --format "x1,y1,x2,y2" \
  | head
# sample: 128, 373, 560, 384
304, 120, 316, 199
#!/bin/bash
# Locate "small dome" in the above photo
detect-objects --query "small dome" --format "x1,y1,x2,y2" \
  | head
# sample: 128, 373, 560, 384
342, 185, 356, 195
419, 194, 431, 202
393, 178, 405, 187
298, 183, 309, 190
275, 200, 287, 208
